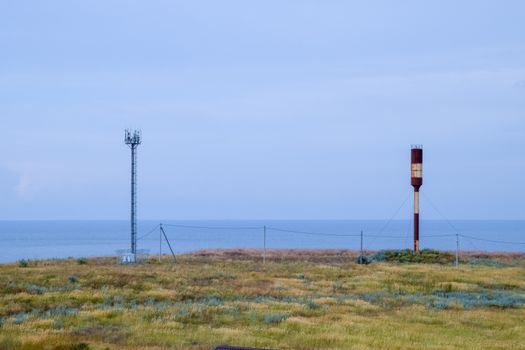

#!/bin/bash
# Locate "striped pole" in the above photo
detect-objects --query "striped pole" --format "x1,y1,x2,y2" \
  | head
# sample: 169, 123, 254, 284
411, 146, 423, 252
414, 189, 420, 252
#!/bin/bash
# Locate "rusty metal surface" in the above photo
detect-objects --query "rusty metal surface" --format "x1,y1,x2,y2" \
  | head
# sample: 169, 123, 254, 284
411, 177, 423, 188
411, 148, 423, 189
411, 148, 423, 163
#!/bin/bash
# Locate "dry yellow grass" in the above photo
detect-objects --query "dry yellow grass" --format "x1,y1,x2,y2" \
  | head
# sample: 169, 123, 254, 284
0, 250, 524, 349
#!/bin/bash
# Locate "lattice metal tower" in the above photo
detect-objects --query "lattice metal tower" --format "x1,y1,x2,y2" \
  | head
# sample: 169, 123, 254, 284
125, 129, 142, 262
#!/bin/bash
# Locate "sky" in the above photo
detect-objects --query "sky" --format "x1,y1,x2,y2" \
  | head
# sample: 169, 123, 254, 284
0, 1, 524, 220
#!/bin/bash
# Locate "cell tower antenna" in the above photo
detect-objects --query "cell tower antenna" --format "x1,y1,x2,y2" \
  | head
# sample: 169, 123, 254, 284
125, 129, 142, 263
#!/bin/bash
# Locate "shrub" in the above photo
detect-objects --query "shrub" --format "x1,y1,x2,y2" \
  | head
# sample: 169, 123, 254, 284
359, 292, 385, 303
368, 251, 386, 262
305, 300, 321, 309
25, 284, 48, 295
68, 275, 79, 283
77, 258, 88, 265
429, 299, 449, 310
144, 297, 156, 306
13, 313, 29, 325
264, 312, 290, 324
356, 255, 370, 264
431, 290, 525, 309
174, 306, 190, 321
113, 295, 125, 306
46, 306, 79, 317
226, 306, 241, 316
18, 260, 29, 268
200, 295, 223, 306
366, 249, 454, 264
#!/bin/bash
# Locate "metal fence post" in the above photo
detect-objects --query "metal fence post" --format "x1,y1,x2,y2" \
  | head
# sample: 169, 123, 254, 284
263, 225, 267, 265
455, 233, 459, 267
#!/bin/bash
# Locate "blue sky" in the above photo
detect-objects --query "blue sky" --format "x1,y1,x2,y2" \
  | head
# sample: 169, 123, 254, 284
0, 1, 524, 220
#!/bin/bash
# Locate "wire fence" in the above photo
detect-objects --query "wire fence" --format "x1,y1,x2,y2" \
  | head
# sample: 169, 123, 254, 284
132, 190, 525, 257
1, 220, 524, 263
148, 223, 525, 246
146, 222, 525, 267
137, 221, 525, 265
1, 193, 524, 263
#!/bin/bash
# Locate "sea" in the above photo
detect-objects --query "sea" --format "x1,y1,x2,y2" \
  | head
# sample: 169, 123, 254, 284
0, 220, 524, 263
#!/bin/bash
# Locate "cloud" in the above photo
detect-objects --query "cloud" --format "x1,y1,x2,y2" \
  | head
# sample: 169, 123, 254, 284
0, 165, 18, 199
5, 162, 61, 200
15, 170, 32, 198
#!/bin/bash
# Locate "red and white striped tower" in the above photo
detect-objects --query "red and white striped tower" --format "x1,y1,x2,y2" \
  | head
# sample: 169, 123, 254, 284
411, 145, 423, 252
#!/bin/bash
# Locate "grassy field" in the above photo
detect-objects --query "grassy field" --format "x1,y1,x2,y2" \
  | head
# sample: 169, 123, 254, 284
1, 249, 525, 350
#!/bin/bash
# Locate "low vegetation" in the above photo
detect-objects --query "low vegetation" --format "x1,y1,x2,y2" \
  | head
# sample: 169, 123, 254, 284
1, 249, 525, 349
359, 248, 455, 264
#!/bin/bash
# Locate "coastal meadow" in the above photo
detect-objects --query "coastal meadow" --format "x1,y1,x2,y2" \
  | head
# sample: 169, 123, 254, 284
1, 250, 524, 349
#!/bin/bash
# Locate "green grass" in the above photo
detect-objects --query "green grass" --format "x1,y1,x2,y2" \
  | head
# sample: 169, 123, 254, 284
362, 249, 455, 264
1, 250, 525, 350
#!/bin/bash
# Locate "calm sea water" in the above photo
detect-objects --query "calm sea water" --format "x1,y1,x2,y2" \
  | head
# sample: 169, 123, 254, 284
0, 220, 524, 263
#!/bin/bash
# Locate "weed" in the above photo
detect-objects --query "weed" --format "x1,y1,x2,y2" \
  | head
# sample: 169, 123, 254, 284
13, 313, 29, 325
305, 300, 321, 309
2, 251, 525, 349
71, 343, 90, 350
366, 249, 454, 264
144, 297, 156, 306
264, 312, 290, 324
357, 255, 370, 264
25, 284, 48, 295
359, 289, 525, 310
47, 306, 78, 317
431, 290, 525, 309
359, 292, 385, 303
200, 295, 224, 306
52, 319, 64, 330
466, 258, 508, 268
332, 281, 347, 293
68, 275, 79, 283
77, 258, 88, 265
75, 326, 123, 344
0, 335, 20, 350
226, 306, 241, 316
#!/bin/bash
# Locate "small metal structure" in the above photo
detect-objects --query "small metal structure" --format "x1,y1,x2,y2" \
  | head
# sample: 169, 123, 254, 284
117, 249, 149, 264
125, 129, 142, 263
411, 145, 423, 252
